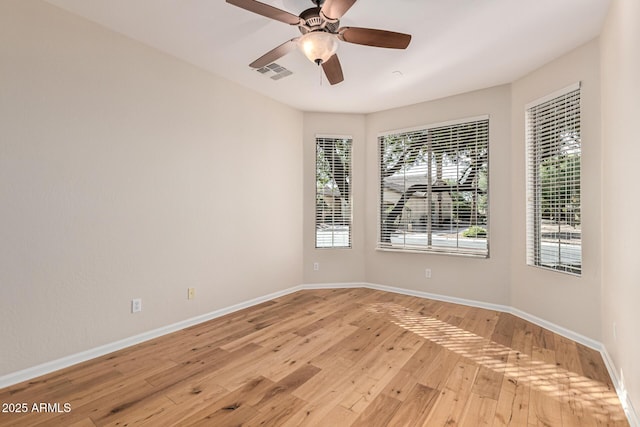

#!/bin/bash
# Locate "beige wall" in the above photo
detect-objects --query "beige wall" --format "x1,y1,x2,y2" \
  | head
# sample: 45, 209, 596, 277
303, 113, 366, 283
601, 0, 640, 414
363, 86, 512, 305
509, 40, 602, 340
0, 0, 303, 376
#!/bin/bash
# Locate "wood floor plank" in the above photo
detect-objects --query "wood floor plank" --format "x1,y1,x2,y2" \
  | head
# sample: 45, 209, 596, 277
260, 324, 359, 382
0, 288, 629, 427
99, 395, 177, 427
320, 404, 360, 426
244, 393, 307, 427
422, 360, 479, 426
385, 383, 440, 426
528, 346, 564, 427
254, 364, 320, 412
176, 376, 274, 426
68, 418, 97, 427
284, 362, 361, 425
132, 382, 230, 426
413, 343, 462, 391
220, 289, 359, 353
381, 368, 419, 402
350, 393, 402, 427
491, 312, 518, 347
239, 365, 319, 426
309, 319, 399, 368
473, 365, 506, 400
576, 343, 614, 385
291, 357, 352, 403
339, 368, 398, 414
335, 329, 424, 414
460, 392, 498, 426
493, 349, 530, 426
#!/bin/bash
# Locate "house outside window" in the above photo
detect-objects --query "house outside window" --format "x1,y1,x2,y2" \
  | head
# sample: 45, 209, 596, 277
378, 117, 489, 256
316, 136, 352, 248
526, 84, 581, 275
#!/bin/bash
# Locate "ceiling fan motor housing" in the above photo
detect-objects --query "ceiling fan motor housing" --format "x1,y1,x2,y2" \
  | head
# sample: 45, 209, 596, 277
298, 7, 339, 34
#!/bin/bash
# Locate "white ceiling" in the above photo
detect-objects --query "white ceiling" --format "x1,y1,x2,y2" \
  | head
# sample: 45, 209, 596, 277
44, 0, 610, 113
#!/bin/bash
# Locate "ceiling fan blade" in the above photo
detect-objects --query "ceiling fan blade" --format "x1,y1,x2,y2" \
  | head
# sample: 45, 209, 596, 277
226, 0, 302, 25
249, 38, 300, 68
338, 27, 411, 49
320, 0, 357, 20
321, 54, 344, 85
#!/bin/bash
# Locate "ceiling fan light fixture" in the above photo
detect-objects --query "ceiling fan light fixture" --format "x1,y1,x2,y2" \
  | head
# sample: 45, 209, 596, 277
300, 31, 338, 65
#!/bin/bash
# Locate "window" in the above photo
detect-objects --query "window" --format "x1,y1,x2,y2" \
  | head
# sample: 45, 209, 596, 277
316, 136, 352, 248
526, 84, 581, 275
378, 117, 489, 256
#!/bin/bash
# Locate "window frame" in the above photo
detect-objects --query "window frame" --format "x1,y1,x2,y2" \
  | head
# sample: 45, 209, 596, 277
377, 116, 490, 257
525, 83, 582, 275
315, 134, 353, 249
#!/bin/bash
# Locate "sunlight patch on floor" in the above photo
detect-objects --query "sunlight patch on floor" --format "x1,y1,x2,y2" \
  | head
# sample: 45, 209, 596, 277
366, 302, 625, 422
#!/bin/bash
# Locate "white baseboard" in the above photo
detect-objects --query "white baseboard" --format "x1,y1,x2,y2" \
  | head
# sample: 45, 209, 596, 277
1, 281, 637, 426
601, 348, 640, 427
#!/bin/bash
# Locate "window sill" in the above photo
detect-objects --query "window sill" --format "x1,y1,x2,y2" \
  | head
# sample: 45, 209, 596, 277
376, 246, 489, 259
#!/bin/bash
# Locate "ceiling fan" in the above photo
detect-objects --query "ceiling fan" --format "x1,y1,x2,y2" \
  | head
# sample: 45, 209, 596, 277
226, 0, 412, 85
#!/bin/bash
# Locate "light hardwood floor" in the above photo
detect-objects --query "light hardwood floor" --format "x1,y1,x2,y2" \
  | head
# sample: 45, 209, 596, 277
0, 288, 629, 426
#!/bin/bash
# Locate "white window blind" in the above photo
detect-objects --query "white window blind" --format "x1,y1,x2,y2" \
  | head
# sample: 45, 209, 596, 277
316, 136, 352, 248
526, 84, 581, 275
378, 118, 489, 256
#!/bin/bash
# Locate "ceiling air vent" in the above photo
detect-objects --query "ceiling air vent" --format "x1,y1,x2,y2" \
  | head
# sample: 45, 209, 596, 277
255, 63, 293, 80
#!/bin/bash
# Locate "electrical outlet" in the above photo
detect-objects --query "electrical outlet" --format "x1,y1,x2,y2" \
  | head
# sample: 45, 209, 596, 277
313, 262, 319, 271
188, 287, 195, 300
131, 298, 142, 313
425, 268, 432, 279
